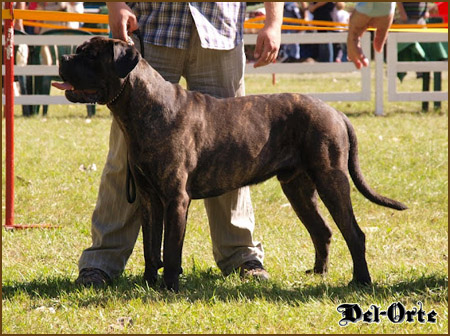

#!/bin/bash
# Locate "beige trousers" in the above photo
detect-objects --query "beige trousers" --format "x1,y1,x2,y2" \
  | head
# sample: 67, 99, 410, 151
78, 29, 264, 277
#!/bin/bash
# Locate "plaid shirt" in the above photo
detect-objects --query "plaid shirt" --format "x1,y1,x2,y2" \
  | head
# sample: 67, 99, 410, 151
128, 2, 246, 50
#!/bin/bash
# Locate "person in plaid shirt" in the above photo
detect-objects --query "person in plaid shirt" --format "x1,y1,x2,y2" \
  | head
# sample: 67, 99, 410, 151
76, 2, 284, 287
76, 1, 394, 286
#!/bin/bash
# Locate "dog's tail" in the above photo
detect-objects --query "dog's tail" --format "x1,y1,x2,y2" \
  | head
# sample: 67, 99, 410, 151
342, 113, 408, 211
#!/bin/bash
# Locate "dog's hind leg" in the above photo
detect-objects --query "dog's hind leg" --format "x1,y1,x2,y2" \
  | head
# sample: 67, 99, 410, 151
279, 172, 333, 275
311, 168, 372, 285
141, 193, 164, 286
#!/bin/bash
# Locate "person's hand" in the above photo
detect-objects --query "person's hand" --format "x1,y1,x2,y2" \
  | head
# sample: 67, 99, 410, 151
253, 2, 283, 68
107, 2, 138, 41
14, 20, 24, 32
347, 10, 393, 69
253, 26, 281, 68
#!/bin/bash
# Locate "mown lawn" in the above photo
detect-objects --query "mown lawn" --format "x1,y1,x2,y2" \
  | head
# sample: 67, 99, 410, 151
2, 71, 448, 333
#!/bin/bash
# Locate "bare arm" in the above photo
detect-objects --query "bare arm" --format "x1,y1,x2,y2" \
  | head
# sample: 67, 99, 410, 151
347, 4, 394, 69
253, 2, 284, 68
14, 2, 26, 31
396, 2, 408, 22
308, 2, 326, 14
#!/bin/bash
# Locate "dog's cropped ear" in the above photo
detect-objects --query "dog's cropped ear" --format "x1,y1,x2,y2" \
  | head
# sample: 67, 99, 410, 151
113, 41, 141, 78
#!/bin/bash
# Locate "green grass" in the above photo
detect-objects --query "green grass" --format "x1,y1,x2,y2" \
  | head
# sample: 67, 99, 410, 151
2, 71, 448, 333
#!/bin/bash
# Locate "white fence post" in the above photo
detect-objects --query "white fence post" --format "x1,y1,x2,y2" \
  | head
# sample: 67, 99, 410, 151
375, 51, 385, 116
387, 32, 448, 104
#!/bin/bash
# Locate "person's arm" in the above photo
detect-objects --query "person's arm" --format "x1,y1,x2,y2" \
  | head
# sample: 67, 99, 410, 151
14, 2, 26, 31
107, 2, 139, 41
308, 2, 326, 14
299, 2, 308, 18
347, 2, 395, 69
253, 2, 284, 68
396, 2, 408, 23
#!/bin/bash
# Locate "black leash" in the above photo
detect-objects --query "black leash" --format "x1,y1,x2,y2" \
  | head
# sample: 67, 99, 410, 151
126, 157, 137, 203
125, 30, 144, 204
134, 29, 145, 58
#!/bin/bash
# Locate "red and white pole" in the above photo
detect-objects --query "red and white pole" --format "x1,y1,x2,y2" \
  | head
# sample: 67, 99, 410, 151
3, 5, 57, 229
4, 2, 15, 228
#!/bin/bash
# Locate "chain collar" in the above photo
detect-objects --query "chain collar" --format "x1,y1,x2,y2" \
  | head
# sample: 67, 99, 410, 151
106, 75, 130, 106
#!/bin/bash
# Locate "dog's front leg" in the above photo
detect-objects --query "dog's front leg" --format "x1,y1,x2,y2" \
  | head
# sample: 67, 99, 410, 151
162, 193, 190, 292
142, 194, 164, 286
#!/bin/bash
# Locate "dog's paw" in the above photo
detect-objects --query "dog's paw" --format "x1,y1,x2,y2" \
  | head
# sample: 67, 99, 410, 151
348, 277, 372, 288
305, 267, 327, 275
162, 272, 180, 293
144, 269, 158, 286
160, 280, 179, 293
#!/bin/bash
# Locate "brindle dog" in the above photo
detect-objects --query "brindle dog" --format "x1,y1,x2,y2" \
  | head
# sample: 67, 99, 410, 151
54, 37, 407, 292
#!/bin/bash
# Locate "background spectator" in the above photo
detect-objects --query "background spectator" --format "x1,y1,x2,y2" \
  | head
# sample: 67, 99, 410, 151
279, 2, 303, 63
332, 2, 350, 62
66, 2, 85, 29
35, 2, 68, 34
308, 2, 336, 62
396, 2, 429, 25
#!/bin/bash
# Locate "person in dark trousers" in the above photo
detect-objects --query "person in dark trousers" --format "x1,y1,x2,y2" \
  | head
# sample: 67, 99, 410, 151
308, 2, 336, 62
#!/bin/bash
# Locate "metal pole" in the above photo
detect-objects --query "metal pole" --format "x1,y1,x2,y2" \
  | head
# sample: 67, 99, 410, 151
4, 2, 15, 228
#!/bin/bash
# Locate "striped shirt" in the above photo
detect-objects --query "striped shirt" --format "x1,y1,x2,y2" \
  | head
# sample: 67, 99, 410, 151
127, 2, 246, 50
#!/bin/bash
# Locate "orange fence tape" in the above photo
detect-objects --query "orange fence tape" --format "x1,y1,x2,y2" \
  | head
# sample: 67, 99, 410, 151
250, 15, 448, 29
3, 9, 448, 34
6, 9, 109, 24
245, 23, 348, 31
21, 20, 109, 34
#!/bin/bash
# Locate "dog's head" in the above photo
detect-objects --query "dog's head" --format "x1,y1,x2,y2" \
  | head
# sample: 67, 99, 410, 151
53, 36, 141, 104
